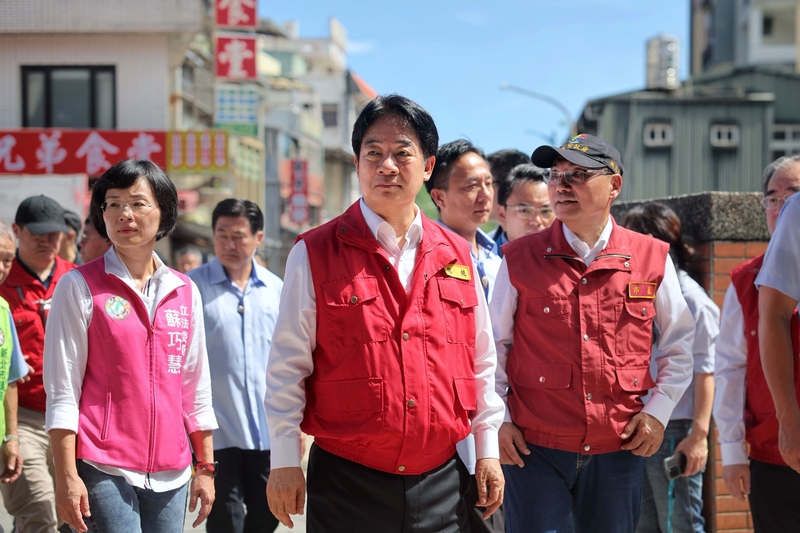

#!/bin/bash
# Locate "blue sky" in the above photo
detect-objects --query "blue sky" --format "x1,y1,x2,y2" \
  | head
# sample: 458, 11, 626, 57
259, 1, 690, 155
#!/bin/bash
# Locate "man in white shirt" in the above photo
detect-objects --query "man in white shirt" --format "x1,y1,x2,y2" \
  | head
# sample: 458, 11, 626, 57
491, 134, 694, 532
264, 94, 505, 532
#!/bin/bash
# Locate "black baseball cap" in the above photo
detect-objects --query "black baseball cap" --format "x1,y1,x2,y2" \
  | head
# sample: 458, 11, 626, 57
14, 195, 71, 235
531, 133, 624, 175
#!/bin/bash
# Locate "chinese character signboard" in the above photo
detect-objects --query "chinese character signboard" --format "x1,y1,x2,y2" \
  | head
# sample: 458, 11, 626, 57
166, 130, 229, 173
0, 130, 228, 176
288, 159, 309, 226
216, 35, 257, 81
215, 84, 259, 137
215, 0, 257, 30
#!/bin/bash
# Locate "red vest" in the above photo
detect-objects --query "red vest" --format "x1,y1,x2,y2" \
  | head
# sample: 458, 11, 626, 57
504, 219, 668, 454
0, 256, 75, 412
730, 254, 800, 466
300, 202, 477, 475
76, 259, 193, 472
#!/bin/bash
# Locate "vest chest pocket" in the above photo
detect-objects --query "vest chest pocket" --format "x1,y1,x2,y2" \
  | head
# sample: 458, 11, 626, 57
321, 277, 389, 345
437, 277, 478, 346
615, 299, 657, 360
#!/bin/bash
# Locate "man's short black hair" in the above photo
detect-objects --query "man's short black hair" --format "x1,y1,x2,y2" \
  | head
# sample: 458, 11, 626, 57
212, 198, 264, 235
425, 139, 486, 195
89, 159, 178, 242
351, 94, 439, 161
497, 164, 547, 206
486, 149, 530, 186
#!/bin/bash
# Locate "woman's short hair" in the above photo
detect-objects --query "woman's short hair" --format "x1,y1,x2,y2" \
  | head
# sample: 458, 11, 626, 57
90, 159, 178, 242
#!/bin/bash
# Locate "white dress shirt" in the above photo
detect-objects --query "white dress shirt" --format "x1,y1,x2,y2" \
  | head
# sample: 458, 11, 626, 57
44, 247, 217, 491
264, 199, 505, 470
490, 218, 695, 428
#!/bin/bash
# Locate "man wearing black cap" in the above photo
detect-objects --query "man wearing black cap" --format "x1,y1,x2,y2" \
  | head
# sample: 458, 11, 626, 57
0, 195, 76, 532
489, 134, 694, 532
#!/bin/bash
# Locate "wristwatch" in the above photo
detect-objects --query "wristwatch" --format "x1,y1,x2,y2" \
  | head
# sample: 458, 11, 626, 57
2, 435, 19, 444
195, 461, 218, 477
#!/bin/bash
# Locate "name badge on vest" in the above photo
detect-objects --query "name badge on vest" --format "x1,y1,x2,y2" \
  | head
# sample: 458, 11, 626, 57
104, 296, 131, 320
628, 282, 656, 299
444, 263, 471, 281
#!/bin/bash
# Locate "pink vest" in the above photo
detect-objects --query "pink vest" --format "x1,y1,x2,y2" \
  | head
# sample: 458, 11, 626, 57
504, 219, 668, 454
300, 202, 477, 475
76, 259, 193, 472
730, 254, 800, 466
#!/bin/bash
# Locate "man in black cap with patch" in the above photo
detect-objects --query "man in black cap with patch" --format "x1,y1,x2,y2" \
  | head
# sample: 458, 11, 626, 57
489, 134, 695, 532
0, 195, 76, 532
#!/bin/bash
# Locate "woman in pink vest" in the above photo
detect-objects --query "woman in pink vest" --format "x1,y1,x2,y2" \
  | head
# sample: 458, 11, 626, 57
714, 154, 800, 532
43, 159, 218, 533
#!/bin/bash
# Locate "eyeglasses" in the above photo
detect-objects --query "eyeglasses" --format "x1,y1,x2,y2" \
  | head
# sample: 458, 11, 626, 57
504, 204, 555, 220
101, 201, 155, 215
544, 169, 611, 186
761, 195, 794, 210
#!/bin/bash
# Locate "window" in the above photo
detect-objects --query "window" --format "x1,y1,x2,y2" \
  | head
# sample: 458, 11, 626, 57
771, 124, 800, 161
763, 15, 773, 37
710, 124, 740, 148
643, 122, 673, 147
322, 104, 338, 128
22, 66, 116, 128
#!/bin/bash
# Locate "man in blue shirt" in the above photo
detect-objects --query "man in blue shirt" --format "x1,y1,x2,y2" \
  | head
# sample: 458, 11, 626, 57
188, 199, 283, 533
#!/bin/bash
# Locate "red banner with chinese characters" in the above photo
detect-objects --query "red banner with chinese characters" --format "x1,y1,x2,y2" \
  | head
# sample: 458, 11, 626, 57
0, 130, 228, 176
288, 159, 309, 226
215, 35, 257, 81
215, 0, 257, 30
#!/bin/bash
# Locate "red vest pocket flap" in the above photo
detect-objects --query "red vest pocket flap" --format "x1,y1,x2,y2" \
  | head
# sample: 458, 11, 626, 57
614, 366, 655, 392
321, 277, 380, 307
437, 278, 479, 309
623, 299, 656, 321
453, 377, 477, 411
314, 378, 383, 414
515, 363, 572, 389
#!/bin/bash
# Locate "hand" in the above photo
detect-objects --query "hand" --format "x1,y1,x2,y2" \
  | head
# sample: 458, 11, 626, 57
267, 466, 305, 528
498, 422, 529, 467
474, 458, 504, 519
722, 464, 750, 502
0, 440, 23, 483
777, 413, 800, 473
55, 471, 90, 533
19, 355, 33, 384
620, 412, 664, 456
189, 471, 215, 527
674, 431, 708, 476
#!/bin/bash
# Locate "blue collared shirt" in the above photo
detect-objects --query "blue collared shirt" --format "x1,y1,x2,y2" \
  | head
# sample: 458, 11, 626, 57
188, 257, 283, 451
435, 220, 503, 302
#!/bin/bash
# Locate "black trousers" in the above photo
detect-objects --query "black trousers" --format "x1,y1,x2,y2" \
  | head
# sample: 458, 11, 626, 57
307, 443, 469, 532
206, 447, 279, 533
749, 458, 800, 533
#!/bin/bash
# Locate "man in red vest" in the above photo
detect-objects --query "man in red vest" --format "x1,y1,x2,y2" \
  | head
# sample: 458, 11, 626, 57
490, 134, 694, 532
264, 94, 505, 532
0, 195, 75, 532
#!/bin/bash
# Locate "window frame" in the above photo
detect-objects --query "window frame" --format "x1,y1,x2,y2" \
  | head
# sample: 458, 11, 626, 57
21, 65, 117, 128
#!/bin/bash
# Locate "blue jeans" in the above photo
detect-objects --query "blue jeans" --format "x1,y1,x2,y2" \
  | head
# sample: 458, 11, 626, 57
73, 460, 189, 533
636, 419, 705, 533
503, 444, 644, 533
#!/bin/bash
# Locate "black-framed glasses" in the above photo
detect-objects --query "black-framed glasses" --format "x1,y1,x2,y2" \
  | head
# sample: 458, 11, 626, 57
544, 169, 611, 186
504, 204, 555, 220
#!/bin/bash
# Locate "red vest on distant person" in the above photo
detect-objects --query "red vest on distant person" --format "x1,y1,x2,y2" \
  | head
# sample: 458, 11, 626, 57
731, 254, 800, 466
76, 259, 193, 472
301, 202, 477, 475
503, 219, 668, 454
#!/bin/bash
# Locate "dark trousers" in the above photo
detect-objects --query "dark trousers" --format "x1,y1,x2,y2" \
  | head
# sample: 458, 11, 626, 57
307, 443, 468, 533
457, 456, 505, 533
503, 444, 643, 533
749, 458, 800, 533
206, 448, 279, 533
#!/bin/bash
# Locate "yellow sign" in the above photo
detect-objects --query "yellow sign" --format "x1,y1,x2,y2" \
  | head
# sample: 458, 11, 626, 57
444, 264, 471, 281
166, 130, 229, 174
628, 282, 657, 299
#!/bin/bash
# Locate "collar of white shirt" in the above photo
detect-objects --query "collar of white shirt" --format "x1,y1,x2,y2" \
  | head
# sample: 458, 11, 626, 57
561, 217, 613, 266
359, 198, 423, 254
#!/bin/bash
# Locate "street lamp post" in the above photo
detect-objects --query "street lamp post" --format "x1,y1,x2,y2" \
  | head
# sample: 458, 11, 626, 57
500, 82, 576, 142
